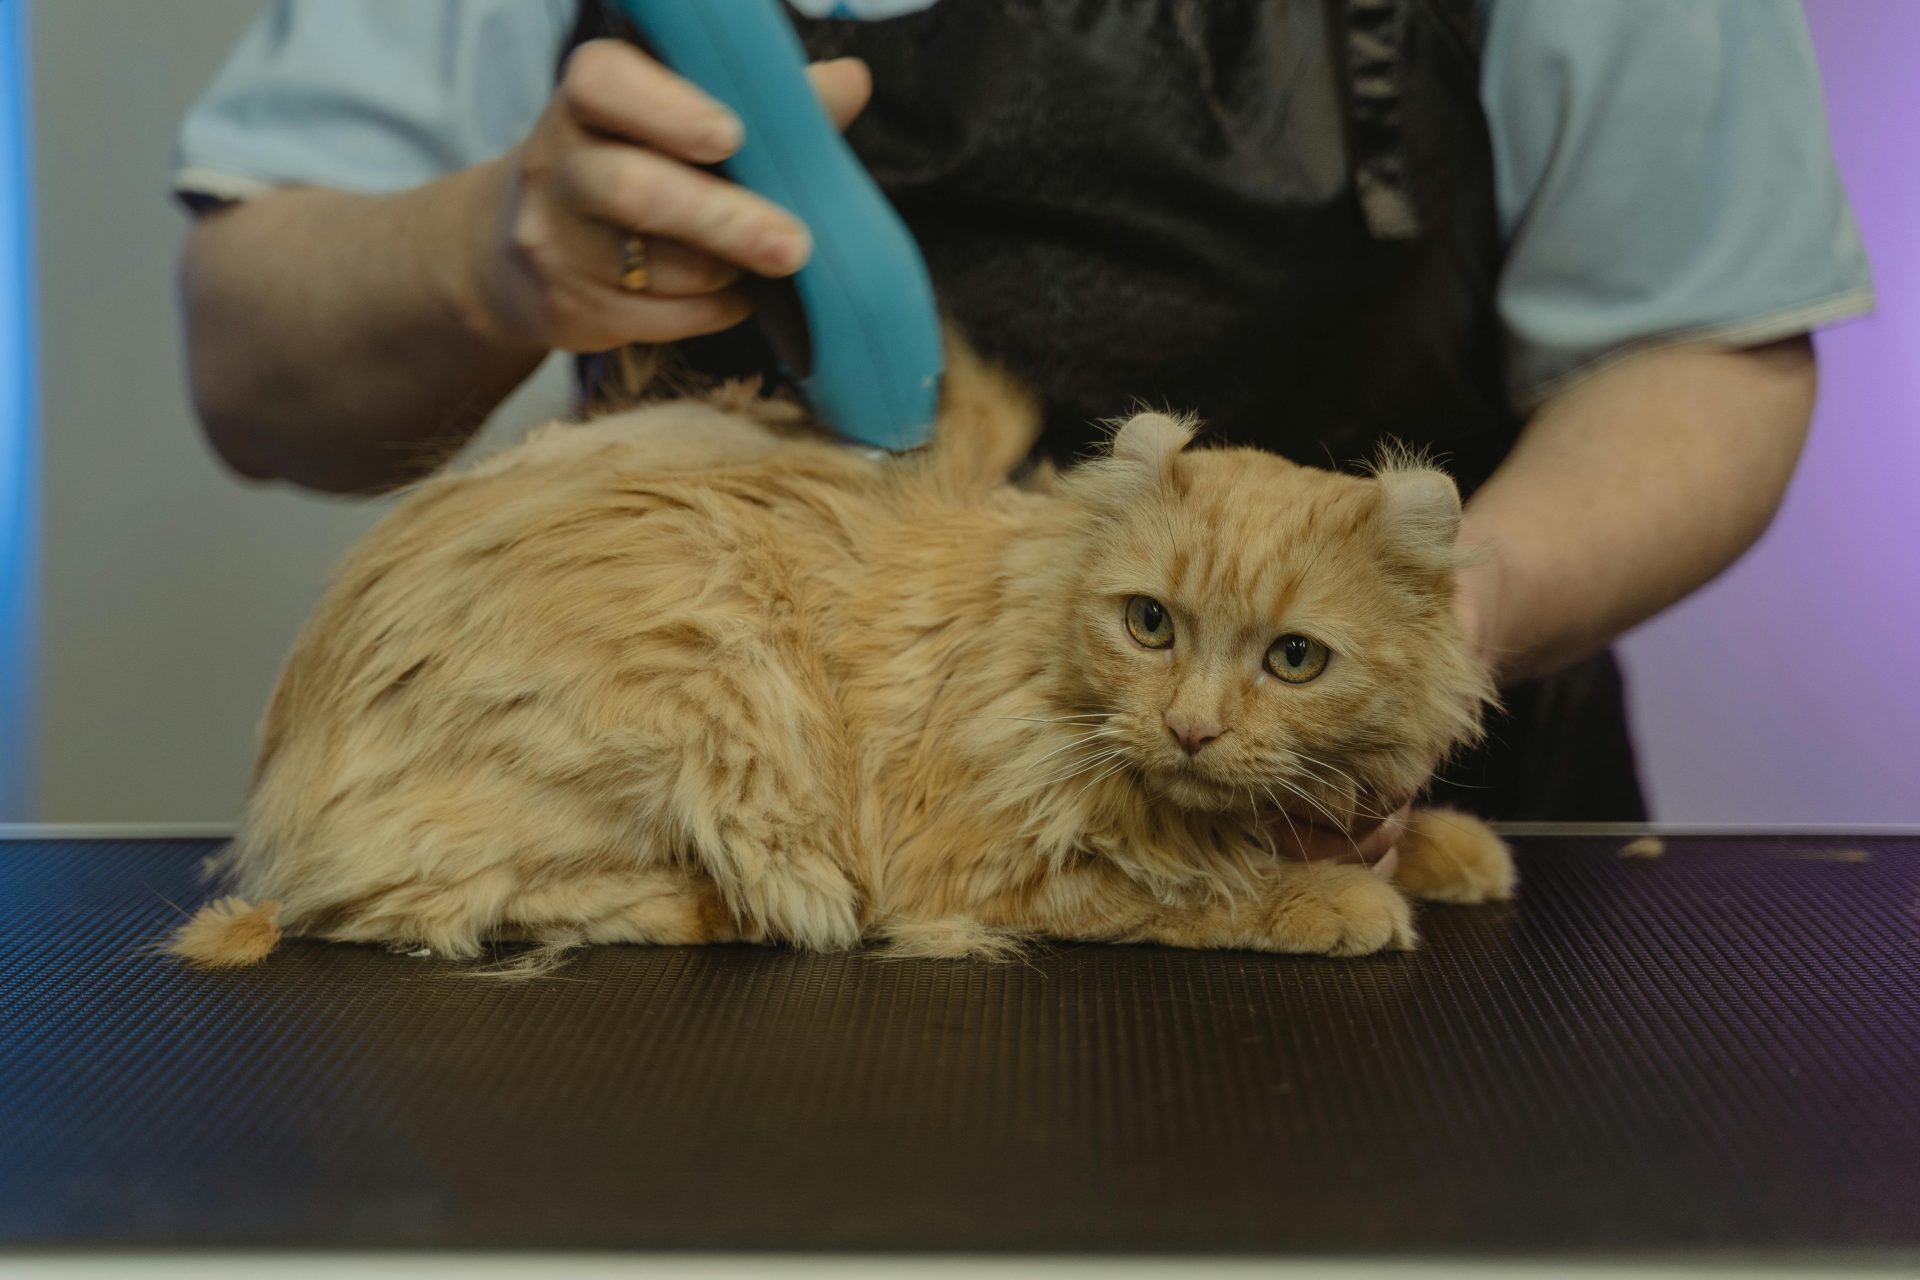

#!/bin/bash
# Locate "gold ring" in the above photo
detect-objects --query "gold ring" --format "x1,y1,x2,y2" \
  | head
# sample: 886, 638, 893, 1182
619, 233, 650, 292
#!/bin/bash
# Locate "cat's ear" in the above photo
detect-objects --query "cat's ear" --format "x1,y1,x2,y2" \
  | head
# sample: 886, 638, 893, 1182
1374, 465, 1463, 567
1109, 412, 1195, 473
1062, 412, 1196, 507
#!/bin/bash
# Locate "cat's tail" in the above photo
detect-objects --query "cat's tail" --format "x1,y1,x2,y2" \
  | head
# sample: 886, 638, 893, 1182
168, 896, 283, 968
918, 330, 1043, 490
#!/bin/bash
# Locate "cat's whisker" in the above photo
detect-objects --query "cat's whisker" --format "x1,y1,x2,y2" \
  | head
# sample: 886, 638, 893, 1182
1073, 756, 1136, 801
1279, 756, 1345, 799
1264, 788, 1311, 867
1243, 784, 1276, 840
1282, 757, 1398, 829
1036, 761, 1119, 795
1246, 813, 1280, 860
1028, 725, 1128, 771
1251, 786, 1297, 867
1077, 748, 1136, 783
1297, 787, 1392, 829
145, 886, 194, 923
1281, 754, 1373, 818
1030, 734, 1125, 770
1024, 729, 1117, 773
1258, 781, 1312, 843
1063, 743, 1140, 794
1426, 771, 1493, 791
1268, 774, 1350, 834
1032, 745, 1132, 791
934, 712, 1110, 730
1283, 754, 1368, 807
1289, 751, 1362, 793
1266, 775, 1376, 868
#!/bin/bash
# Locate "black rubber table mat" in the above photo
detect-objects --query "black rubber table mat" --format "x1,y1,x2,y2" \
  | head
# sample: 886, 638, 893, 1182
3, 832, 1918, 1255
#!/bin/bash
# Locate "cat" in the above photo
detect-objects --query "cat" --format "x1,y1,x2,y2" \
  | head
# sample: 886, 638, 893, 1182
170, 348, 1514, 972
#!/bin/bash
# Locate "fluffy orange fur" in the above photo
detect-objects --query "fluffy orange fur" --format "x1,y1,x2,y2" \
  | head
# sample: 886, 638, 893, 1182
169, 896, 283, 967
171, 350, 1512, 970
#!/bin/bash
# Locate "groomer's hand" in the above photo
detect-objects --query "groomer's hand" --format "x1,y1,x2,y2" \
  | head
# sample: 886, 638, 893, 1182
468, 41, 872, 355
1267, 799, 1412, 880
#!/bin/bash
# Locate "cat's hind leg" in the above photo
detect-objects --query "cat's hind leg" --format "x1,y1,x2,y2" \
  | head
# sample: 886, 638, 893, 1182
249, 837, 748, 967
472, 865, 750, 976
874, 916, 1030, 962
634, 663, 865, 951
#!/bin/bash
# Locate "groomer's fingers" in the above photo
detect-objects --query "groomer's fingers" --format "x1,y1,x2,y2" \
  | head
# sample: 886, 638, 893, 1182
1269, 803, 1409, 876
1352, 805, 1410, 869
602, 286, 755, 346
565, 140, 812, 277
809, 57, 873, 129
560, 40, 744, 164
492, 45, 869, 351
563, 287, 755, 353
622, 236, 740, 296
562, 44, 873, 165
564, 218, 739, 297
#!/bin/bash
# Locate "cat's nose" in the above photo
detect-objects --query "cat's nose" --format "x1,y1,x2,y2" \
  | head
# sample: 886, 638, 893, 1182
1166, 715, 1224, 756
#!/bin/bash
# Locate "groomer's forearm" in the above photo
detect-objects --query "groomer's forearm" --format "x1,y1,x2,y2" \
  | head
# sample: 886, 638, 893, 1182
181, 157, 541, 493
1457, 338, 1817, 687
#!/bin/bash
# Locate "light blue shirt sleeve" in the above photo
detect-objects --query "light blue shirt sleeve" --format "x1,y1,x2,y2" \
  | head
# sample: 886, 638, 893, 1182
169, 0, 933, 203
1482, 0, 1874, 408
176, 0, 1872, 415
173, 0, 573, 203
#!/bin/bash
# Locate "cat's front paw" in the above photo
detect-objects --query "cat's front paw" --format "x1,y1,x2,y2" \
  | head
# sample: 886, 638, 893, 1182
1391, 807, 1516, 904
1267, 863, 1416, 956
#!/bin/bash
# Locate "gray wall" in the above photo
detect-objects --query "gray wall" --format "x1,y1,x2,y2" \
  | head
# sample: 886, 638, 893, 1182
31, 1, 568, 821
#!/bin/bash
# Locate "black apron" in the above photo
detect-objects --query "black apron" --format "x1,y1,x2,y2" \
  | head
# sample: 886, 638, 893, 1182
563, 0, 1648, 822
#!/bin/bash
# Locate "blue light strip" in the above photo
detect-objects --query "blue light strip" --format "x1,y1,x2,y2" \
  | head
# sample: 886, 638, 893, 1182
0, 0, 38, 820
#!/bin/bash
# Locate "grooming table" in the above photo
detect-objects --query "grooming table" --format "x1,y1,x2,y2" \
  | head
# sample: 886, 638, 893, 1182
2, 828, 1917, 1264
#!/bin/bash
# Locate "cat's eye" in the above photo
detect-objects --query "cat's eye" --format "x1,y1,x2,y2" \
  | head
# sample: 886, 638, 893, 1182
1124, 596, 1175, 649
1266, 633, 1330, 683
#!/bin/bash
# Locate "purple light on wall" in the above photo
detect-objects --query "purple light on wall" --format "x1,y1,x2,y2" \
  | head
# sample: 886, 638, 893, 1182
0, 0, 36, 822
1618, 0, 1920, 823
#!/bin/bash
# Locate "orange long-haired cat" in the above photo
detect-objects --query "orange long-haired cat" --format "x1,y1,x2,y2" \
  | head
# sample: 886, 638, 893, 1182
172, 351, 1513, 972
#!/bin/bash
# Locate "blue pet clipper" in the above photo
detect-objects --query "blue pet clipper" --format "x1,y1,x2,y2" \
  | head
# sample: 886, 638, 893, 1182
611, 0, 943, 451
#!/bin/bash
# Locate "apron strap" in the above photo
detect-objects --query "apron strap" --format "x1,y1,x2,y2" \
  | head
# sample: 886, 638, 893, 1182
1340, 0, 1422, 240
